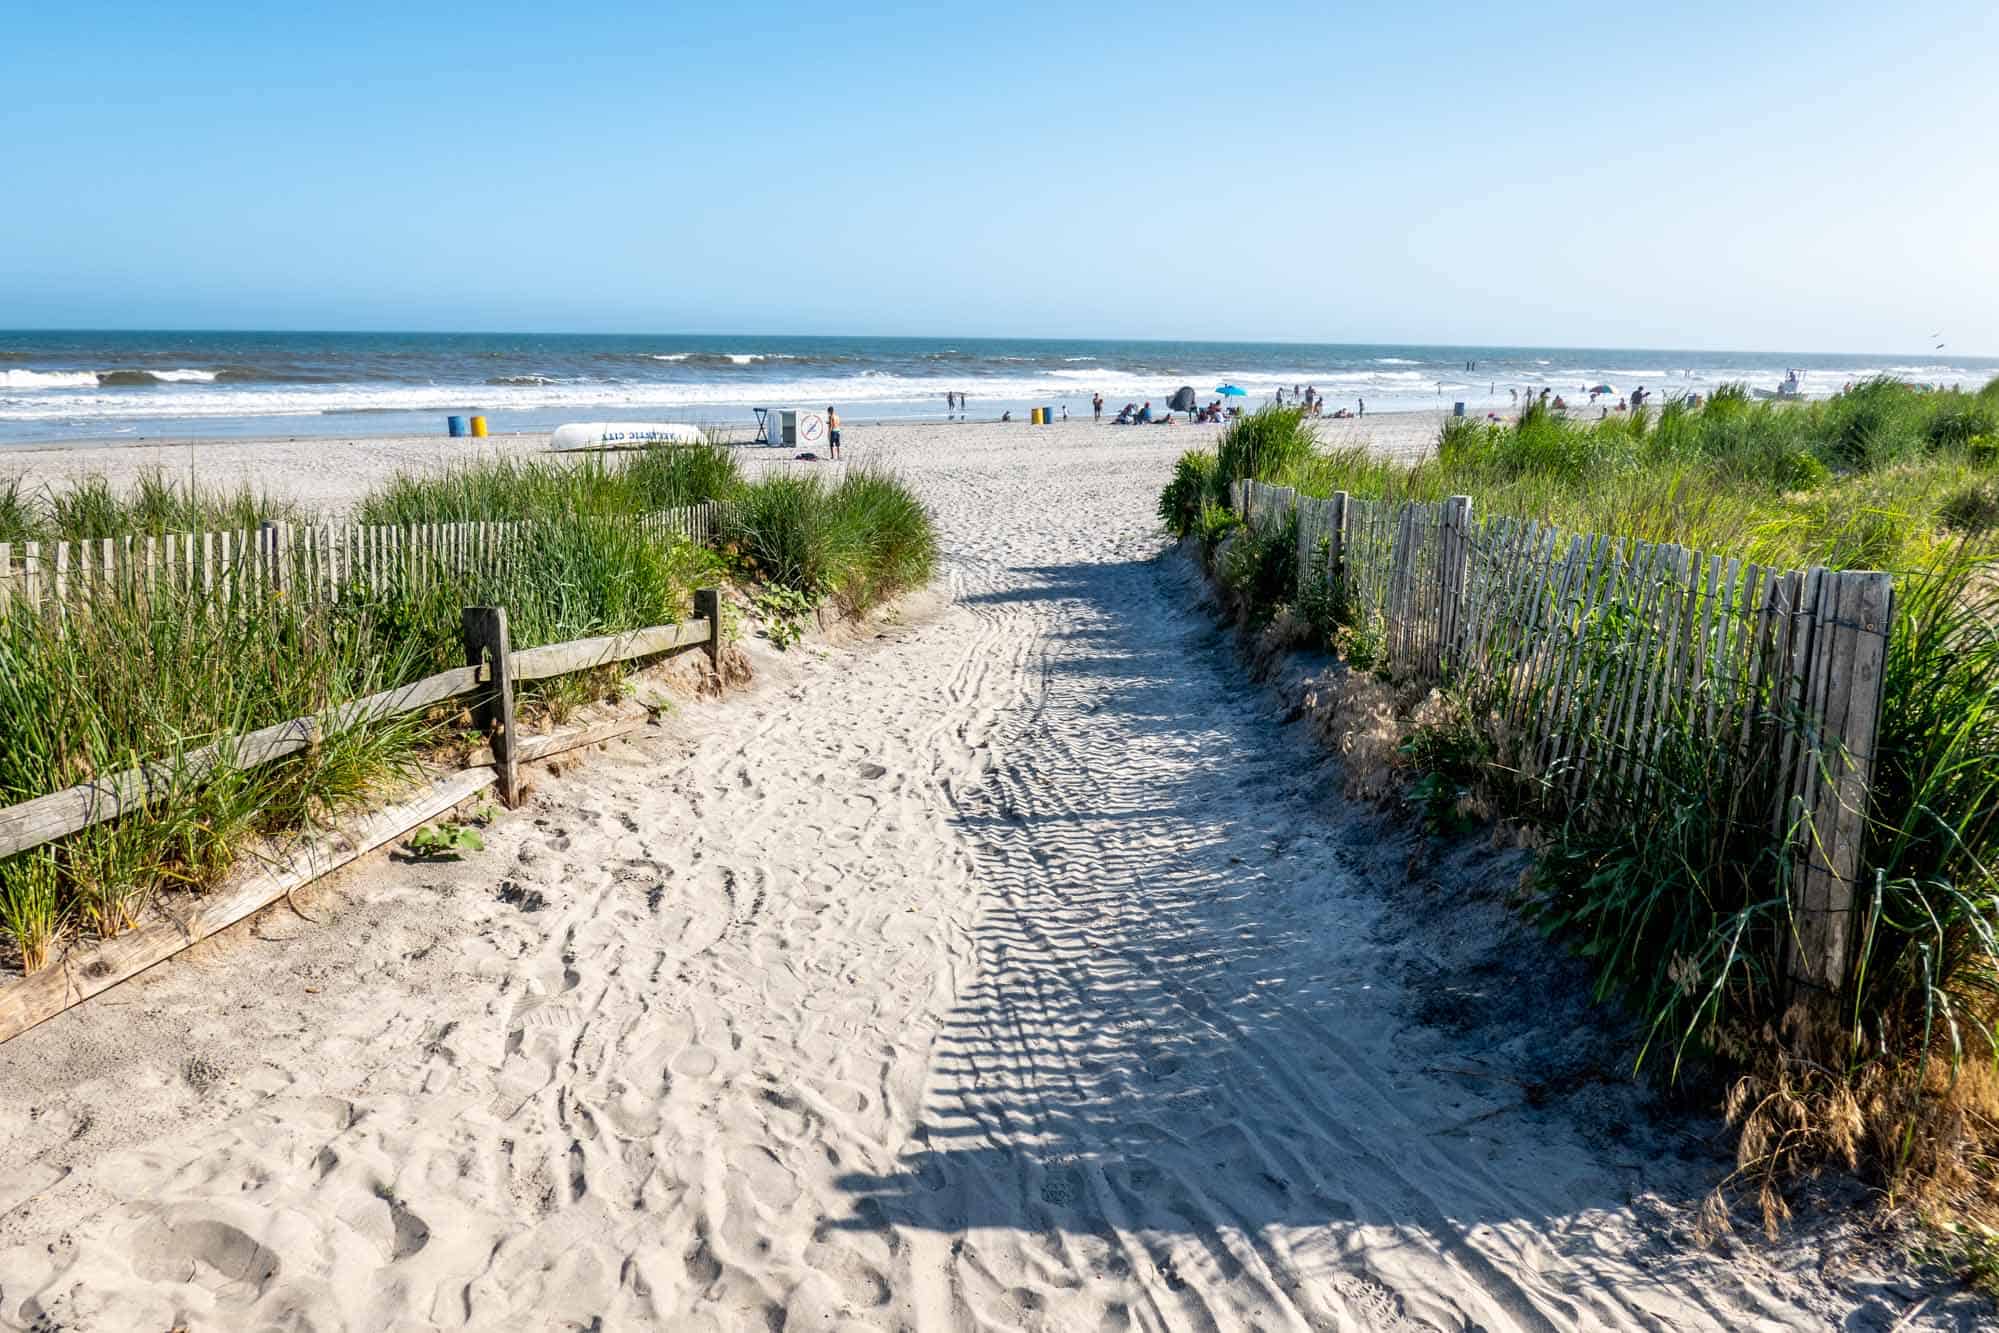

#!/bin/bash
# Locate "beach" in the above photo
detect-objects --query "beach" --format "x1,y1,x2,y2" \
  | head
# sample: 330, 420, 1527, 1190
0, 413, 1916, 1331
0, 411, 1448, 511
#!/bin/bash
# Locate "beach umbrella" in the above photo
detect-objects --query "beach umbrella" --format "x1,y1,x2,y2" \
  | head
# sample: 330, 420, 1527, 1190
1168, 386, 1198, 414
1215, 384, 1247, 396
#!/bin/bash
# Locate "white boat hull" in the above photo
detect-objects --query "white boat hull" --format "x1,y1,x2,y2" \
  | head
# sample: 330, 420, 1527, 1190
550, 421, 707, 451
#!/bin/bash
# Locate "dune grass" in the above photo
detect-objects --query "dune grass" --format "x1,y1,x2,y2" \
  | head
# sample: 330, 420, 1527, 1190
354, 441, 742, 525
1166, 382, 1999, 1239
720, 467, 938, 612
357, 445, 937, 615
1266, 378, 1999, 572
0, 469, 311, 545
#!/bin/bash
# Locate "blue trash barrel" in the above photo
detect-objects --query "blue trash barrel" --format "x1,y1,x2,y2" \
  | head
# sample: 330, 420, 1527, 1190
447, 415, 468, 437
1453, 402, 1465, 418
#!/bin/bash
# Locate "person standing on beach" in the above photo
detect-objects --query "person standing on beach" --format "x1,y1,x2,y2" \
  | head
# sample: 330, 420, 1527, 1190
826, 405, 841, 459
1092, 392, 1103, 422
1358, 396, 1365, 417
945, 390, 954, 416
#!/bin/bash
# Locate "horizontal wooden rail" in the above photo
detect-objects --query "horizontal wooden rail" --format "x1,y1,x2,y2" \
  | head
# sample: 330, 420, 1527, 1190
512, 618, 711, 681
0, 665, 485, 861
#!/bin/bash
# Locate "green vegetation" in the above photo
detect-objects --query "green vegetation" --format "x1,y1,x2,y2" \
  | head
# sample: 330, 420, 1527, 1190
0, 445, 939, 977
719, 466, 938, 615
358, 445, 937, 616
1167, 385, 1999, 1237
0, 469, 308, 545
1266, 379, 1999, 573
406, 806, 496, 861
354, 441, 741, 525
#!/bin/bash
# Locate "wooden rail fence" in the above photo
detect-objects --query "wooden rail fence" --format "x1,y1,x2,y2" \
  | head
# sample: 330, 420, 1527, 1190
0, 503, 717, 615
0, 589, 722, 1042
0, 591, 721, 862
1236, 479, 1893, 1001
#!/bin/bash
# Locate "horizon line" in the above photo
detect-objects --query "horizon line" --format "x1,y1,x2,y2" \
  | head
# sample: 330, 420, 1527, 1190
2, 327, 1994, 362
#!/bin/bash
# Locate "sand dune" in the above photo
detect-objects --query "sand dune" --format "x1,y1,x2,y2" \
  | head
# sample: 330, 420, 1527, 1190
0, 421, 1912, 1329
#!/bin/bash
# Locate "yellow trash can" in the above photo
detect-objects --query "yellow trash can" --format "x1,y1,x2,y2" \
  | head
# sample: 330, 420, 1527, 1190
1029, 407, 1044, 425
469, 415, 489, 437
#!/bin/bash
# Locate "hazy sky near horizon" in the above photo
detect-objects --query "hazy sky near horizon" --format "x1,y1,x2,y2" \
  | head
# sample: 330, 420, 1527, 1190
4, 1, 1997, 354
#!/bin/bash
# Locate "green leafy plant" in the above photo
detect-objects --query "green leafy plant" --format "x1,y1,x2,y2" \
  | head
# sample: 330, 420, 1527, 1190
407, 821, 486, 861
1398, 703, 1491, 834
751, 583, 819, 651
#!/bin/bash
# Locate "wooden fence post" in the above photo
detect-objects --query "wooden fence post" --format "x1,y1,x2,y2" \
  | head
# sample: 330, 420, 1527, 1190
693, 587, 722, 674
1329, 492, 1349, 587
260, 521, 284, 595
1438, 495, 1473, 674
1787, 569, 1894, 1006
462, 606, 520, 806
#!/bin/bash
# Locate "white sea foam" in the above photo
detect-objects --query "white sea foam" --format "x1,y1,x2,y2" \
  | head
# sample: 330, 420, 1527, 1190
152, 368, 218, 383
3, 362, 1992, 428
1374, 357, 1421, 365
651, 353, 690, 362
1, 369, 99, 389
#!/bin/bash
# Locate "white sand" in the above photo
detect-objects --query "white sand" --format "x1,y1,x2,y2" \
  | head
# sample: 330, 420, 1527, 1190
0, 419, 1915, 1329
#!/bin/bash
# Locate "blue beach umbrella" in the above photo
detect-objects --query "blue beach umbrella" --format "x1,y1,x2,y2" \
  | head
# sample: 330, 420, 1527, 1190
1215, 384, 1247, 397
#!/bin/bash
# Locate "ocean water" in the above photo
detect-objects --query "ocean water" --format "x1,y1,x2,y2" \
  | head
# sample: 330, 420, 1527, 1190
2, 330, 1995, 447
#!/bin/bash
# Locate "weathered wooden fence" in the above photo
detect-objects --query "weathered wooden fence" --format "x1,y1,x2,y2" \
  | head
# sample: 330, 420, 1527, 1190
1237, 479, 1893, 1000
0, 588, 723, 1042
0, 503, 717, 615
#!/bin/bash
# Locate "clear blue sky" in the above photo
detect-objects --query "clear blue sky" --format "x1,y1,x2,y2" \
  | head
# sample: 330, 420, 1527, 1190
3, 1, 1996, 353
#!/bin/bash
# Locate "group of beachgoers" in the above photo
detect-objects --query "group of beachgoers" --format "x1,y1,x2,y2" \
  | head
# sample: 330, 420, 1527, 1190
1495, 383, 1657, 419
1099, 397, 1246, 426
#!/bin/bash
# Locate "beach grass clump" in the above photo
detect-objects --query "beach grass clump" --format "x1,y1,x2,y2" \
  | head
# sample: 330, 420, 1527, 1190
721, 466, 937, 613
0, 477, 35, 545
1158, 449, 1218, 538
356, 443, 743, 526
1212, 406, 1316, 506
0, 469, 310, 544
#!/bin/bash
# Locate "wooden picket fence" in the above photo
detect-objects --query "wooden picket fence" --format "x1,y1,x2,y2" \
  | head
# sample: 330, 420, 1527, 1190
1238, 479, 1894, 1000
0, 503, 718, 615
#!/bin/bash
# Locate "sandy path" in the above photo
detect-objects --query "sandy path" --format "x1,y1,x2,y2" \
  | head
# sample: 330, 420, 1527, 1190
0, 428, 1865, 1330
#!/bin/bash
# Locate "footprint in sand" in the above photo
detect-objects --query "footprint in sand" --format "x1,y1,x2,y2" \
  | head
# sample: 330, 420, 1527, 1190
671, 1046, 719, 1079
